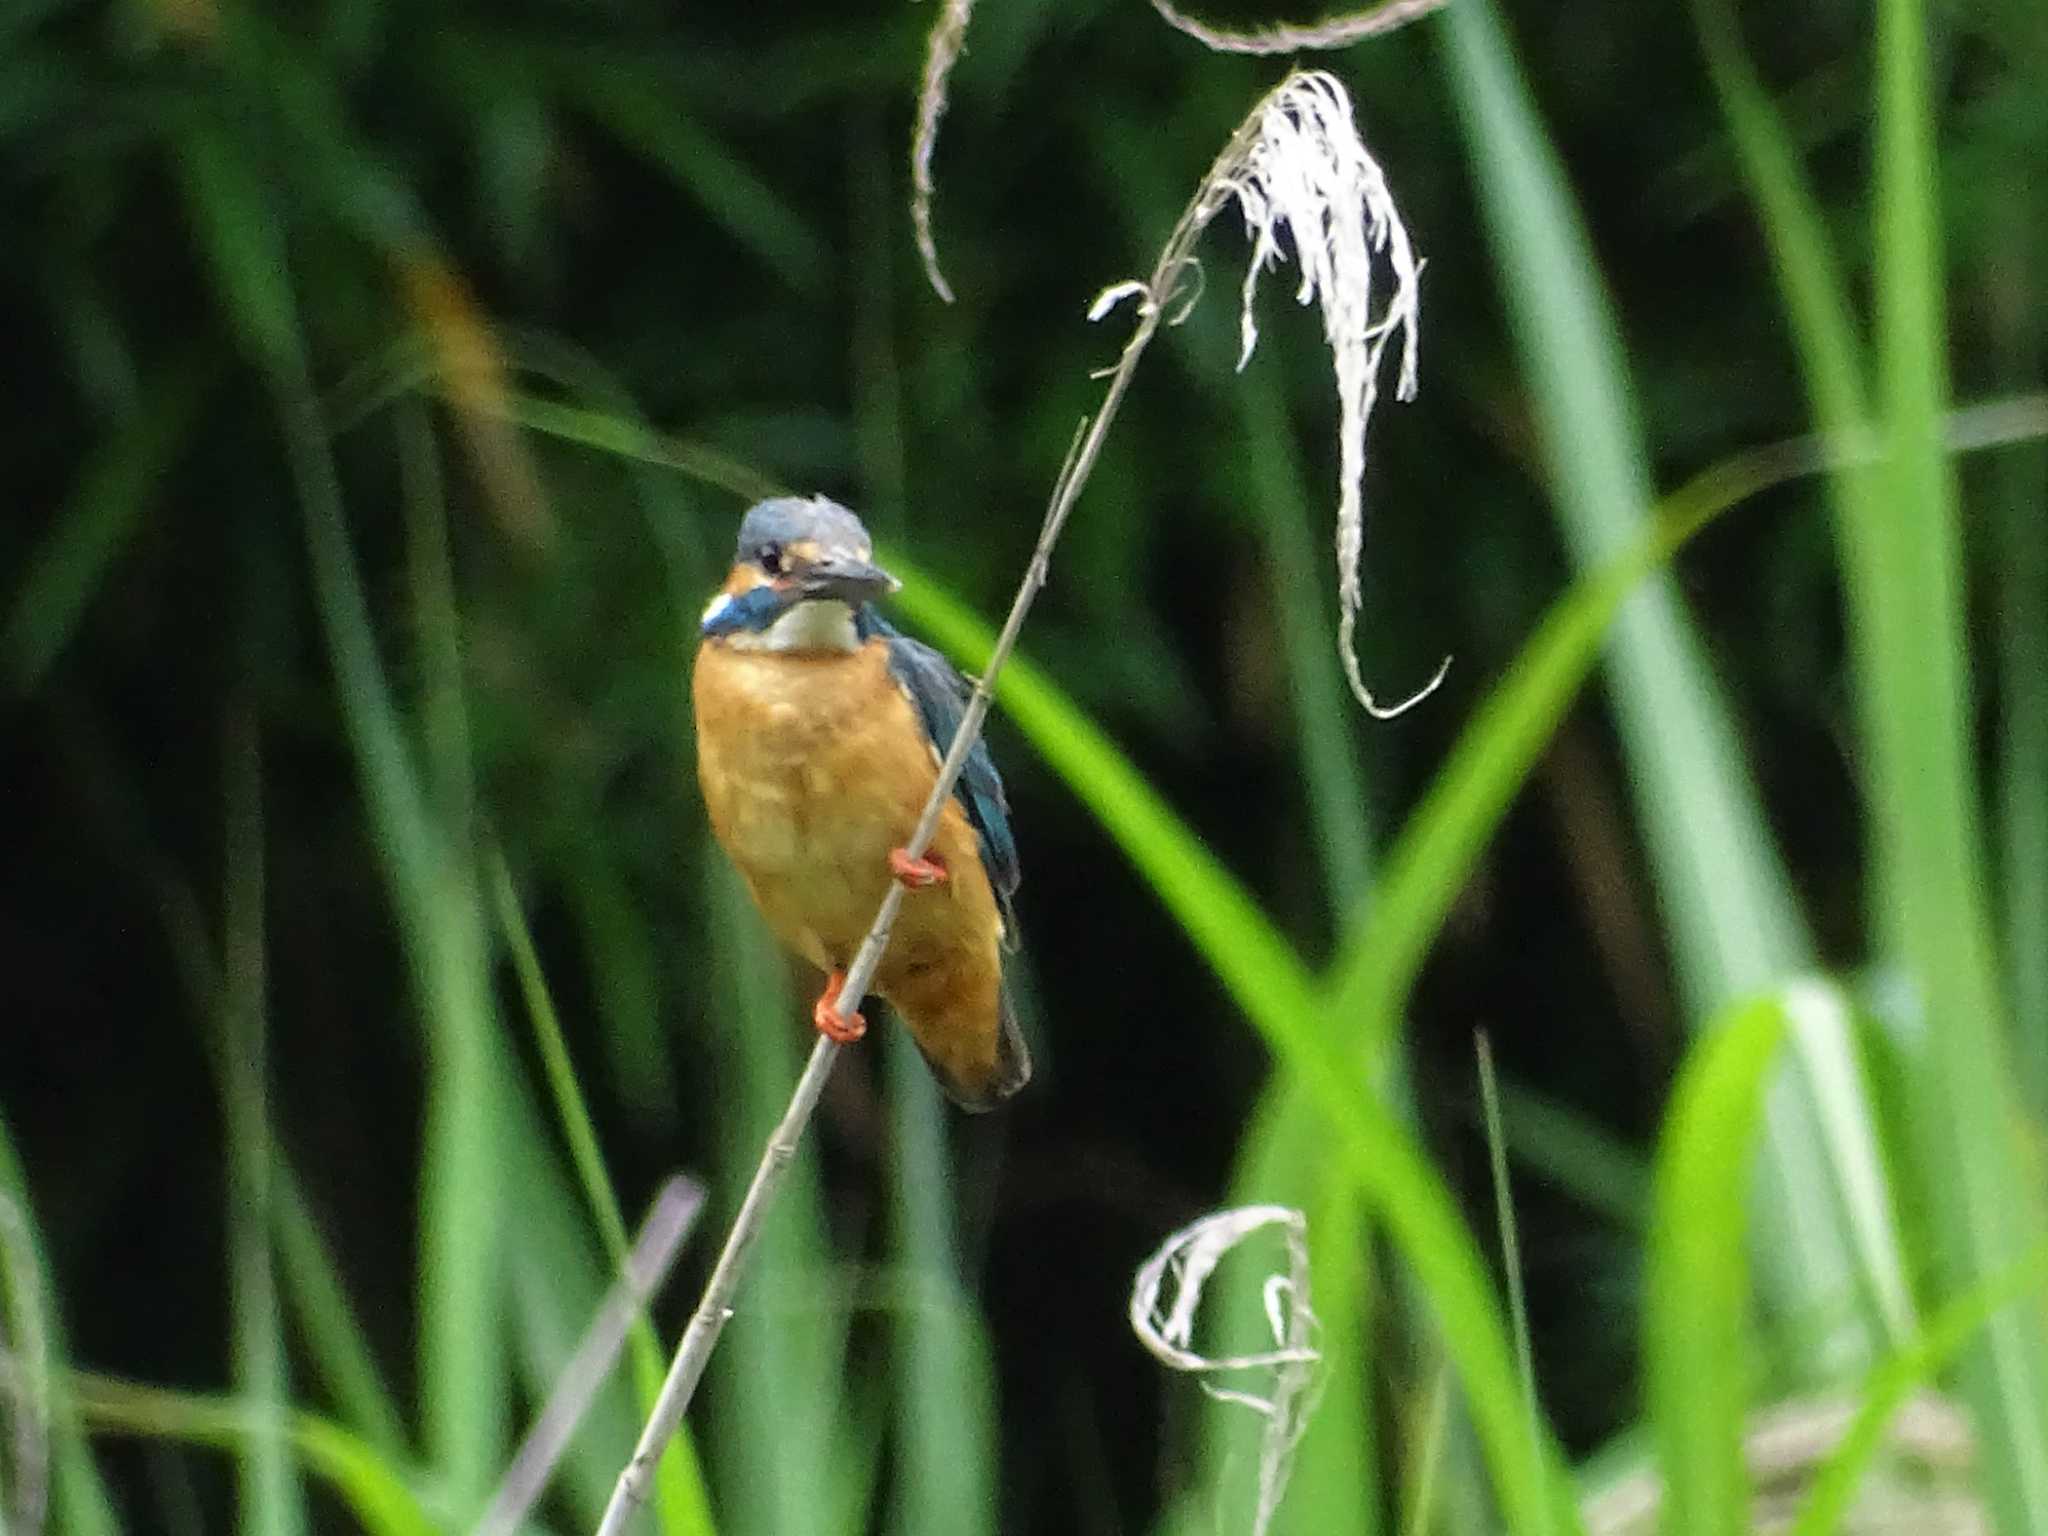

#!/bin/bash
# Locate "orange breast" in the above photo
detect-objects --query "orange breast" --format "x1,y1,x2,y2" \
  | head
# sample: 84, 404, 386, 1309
692, 635, 1019, 1104
691, 639, 992, 962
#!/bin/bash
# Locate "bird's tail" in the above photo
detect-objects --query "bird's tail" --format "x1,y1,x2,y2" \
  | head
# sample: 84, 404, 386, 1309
899, 983, 1031, 1113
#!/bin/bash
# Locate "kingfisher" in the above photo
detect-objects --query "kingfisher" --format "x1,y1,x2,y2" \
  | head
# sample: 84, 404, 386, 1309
692, 495, 1030, 1110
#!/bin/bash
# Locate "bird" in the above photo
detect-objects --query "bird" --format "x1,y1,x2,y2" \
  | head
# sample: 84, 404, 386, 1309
692, 494, 1030, 1110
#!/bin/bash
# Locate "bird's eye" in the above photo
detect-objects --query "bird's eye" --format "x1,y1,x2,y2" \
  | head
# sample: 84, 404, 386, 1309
759, 543, 784, 576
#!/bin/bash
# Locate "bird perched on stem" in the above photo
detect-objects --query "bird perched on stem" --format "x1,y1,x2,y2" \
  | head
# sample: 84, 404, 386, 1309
692, 495, 1030, 1109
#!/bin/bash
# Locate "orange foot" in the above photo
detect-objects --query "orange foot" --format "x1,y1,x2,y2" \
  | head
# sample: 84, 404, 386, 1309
813, 971, 867, 1043
889, 847, 949, 889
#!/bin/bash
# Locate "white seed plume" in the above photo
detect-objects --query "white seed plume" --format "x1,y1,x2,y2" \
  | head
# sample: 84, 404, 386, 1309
1222, 71, 1438, 715
1092, 69, 1443, 716
1130, 1206, 1322, 1536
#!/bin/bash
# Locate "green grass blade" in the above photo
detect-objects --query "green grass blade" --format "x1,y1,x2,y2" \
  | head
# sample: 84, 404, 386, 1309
1286, 1181, 1378, 1536
492, 853, 636, 1271
1871, 1, 2048, 1526
1777, 980, 1918, 1343
1788, 1242, 2048, 1536
397, 404, 472, 844
1438, 0, 1898, 1379
219, 719, 305, 1536
173, 112, 298, 369
69, 1375, 436, 1536
1398, 1367, 1457, 1536
289, 1420, 437, 1536
882, 1033, 998, 1536
1644, 995, 1788, 1536
3, 367, 206, 694
270, 1160, 411, 1460
496, 394, 783, 504
1187, 1073, 1383, 1536
0, 1116, 121, 1536
1686, 0, 1872, 438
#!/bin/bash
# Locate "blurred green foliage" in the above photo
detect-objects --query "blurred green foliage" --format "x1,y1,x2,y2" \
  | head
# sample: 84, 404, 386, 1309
3, 0, 2047, 1534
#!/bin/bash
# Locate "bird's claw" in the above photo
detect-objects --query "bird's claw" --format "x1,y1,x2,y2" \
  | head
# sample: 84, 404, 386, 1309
889, 847, 949, 889
813, 971, 866, 1043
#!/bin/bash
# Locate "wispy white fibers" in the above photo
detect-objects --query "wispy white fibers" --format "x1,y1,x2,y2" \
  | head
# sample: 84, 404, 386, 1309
1090, 69, 1440, 717
1217, 71, 1438, 715
1131, 1206, 1322, 1536
911, 0, 976, 304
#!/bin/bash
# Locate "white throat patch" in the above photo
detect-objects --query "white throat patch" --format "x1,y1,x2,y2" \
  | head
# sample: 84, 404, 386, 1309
724, 599, 861, 654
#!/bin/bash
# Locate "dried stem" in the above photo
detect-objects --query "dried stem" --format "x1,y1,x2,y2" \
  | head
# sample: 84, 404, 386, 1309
911, 0, 976, 303
1150, 0, 1449, 54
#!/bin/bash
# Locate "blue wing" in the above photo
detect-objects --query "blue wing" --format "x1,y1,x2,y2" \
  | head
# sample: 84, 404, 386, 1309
859, 610, 1021, 937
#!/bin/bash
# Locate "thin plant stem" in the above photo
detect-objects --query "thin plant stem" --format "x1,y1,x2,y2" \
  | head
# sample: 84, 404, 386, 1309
910, 0, 974, 303
1477, 1033, 1541, 1529
590, 100, 1270, 1536
1400, 1366, 1453, 1536
1150, 0, 1448, 54
489, 851, 638, 1267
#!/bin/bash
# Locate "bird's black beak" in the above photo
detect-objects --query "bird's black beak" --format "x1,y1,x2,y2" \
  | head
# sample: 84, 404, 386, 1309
798, 554, 899, 606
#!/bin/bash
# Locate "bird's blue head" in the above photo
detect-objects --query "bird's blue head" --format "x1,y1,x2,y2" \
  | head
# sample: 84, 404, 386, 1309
700, 495, 899, 646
